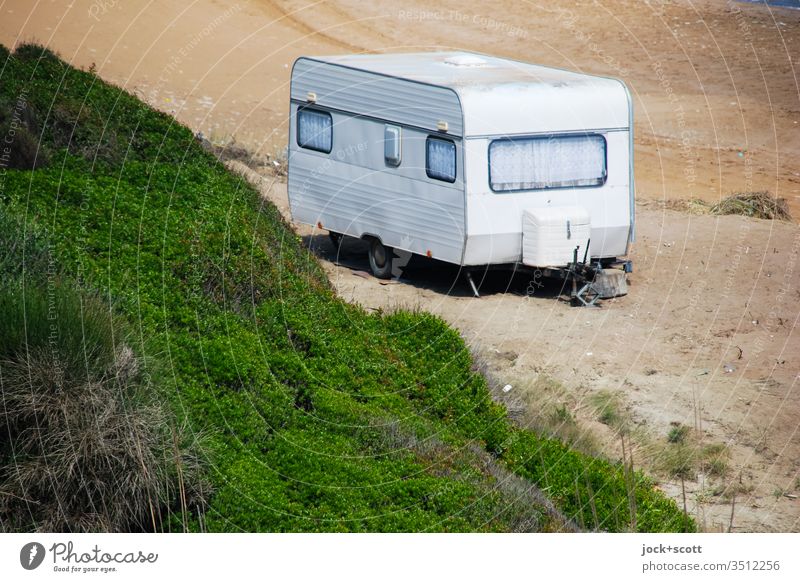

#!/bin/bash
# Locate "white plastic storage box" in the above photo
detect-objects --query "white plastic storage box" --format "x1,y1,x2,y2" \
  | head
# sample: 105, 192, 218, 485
522, 206, 591, 267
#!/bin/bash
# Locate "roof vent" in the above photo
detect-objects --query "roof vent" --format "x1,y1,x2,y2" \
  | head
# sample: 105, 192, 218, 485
443, 54, 487, 67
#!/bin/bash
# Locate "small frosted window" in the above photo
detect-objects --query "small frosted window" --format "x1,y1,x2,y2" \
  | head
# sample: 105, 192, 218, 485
385, 125, 401, 167
489, 134, 606, 192
426, 137, 456, 183
297, 108, 332, 153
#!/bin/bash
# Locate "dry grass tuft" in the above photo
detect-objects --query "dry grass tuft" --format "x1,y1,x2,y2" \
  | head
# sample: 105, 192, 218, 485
0, 283, 206, 532
710, 191, 792, 221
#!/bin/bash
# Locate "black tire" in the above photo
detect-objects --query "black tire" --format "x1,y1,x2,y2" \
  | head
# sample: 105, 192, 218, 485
328, 231, 343, 250
368, 238, 393, 279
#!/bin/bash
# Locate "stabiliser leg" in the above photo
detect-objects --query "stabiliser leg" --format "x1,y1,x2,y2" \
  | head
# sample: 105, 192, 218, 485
465, 271, 480, 298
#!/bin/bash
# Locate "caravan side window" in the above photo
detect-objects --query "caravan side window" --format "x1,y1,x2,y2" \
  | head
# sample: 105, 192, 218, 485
426, 136, 456, 183
384, 125, 402, 167
488, 134, 606, 192
297, 108, 332, 153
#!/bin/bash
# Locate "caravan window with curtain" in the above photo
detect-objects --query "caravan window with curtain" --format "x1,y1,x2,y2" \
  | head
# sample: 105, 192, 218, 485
488, 134, 606, 192
297, 108, 333, 153
426, 136, 456, 183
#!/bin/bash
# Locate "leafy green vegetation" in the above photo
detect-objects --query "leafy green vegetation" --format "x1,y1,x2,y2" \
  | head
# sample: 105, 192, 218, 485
0, 44, 692, 532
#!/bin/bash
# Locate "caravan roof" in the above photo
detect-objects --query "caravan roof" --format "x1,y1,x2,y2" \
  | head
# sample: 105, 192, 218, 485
293, 52, 631, 137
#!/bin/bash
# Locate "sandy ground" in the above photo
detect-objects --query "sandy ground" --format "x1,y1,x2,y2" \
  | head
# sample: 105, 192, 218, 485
2, 0, 799, 531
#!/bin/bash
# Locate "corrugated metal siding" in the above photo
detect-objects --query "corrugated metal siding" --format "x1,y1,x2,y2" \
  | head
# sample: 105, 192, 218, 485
291, 58, 464, 136
288, 157, 465, 264
288, 103, 466, 264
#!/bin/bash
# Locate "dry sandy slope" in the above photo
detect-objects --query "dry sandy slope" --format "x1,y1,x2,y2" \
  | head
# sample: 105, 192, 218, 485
2, 0, 799, 531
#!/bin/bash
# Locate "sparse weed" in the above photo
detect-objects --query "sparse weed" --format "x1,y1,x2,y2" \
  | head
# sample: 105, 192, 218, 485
712, 478, 754, 501
658, 443, 698, 480
701, 443, 730, 478
590, 390, 629, 434
668, 424, 691, 444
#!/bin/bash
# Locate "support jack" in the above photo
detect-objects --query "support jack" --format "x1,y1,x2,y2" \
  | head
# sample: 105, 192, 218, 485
571, 281, 601, 307
465, 271, 481, 298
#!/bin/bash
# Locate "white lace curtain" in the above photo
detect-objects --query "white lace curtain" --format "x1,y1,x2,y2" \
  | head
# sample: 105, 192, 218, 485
489, 135, 606, 192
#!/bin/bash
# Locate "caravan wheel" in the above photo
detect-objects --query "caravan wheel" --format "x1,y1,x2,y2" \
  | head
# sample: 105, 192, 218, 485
368, 238, 393, 279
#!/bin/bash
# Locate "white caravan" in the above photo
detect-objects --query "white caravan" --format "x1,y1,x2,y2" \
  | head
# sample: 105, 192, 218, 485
287, 52, 633, 300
